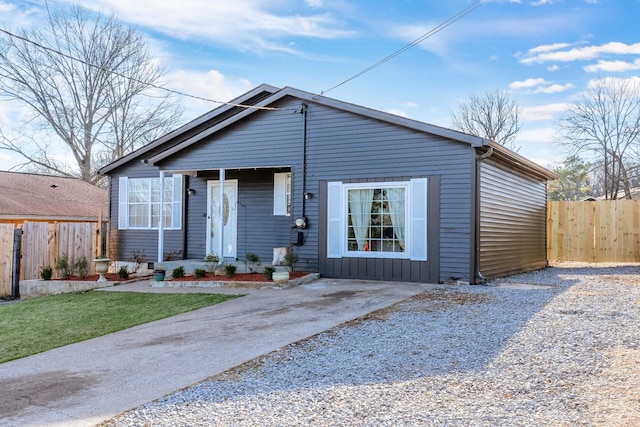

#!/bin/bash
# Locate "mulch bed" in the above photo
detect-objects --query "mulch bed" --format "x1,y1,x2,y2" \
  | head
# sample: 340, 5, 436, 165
168, 272, 308, 282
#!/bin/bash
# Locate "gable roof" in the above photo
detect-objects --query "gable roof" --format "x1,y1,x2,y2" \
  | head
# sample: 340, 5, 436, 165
99, 84, 280, 174
145, 86, 491, 166
99, 84, 557, 181
0, 171, 108, 221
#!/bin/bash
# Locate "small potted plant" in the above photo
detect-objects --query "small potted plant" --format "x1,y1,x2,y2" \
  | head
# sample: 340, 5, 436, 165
153, 268, 166, 282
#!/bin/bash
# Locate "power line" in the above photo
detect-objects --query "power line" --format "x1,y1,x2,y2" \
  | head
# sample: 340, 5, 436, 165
0, 27, 285, 111
321, 0, 487, 95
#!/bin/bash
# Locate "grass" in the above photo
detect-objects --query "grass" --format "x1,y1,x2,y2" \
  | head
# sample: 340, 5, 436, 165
0, 291, 242, 363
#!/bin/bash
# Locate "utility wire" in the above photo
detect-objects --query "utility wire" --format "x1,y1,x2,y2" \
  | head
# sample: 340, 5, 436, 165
0, 26, 285, 111
322, 0, 487, 95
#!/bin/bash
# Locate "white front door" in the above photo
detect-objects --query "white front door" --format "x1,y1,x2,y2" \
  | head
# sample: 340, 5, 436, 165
206, 180, 238, 258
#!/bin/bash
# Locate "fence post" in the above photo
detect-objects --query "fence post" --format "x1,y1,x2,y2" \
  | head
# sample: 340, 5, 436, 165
12, 228, 22, 298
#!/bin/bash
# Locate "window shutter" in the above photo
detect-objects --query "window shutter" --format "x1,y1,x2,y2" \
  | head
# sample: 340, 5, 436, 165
172, 174, 183, 229
118, 177, 129, 230
410, 178, 428, 261
273, 173, 287, 216
326, 181, 343, 258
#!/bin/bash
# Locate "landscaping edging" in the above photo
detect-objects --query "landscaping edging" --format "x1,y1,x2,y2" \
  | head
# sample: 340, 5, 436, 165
152, 273, 321, 289
19, 277, 150, 299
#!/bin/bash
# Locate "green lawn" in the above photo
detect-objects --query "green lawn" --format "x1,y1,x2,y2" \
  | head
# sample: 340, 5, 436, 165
0, 291, 242, 363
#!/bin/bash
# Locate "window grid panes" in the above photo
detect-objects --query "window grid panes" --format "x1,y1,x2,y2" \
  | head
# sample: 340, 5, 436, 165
128, 178, 174, 229
347, 186, 406, 254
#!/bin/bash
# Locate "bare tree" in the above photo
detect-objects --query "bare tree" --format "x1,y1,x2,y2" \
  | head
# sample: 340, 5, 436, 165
452, 89, 522, 151
558, 77, 640, 200
0, 5, 182, 184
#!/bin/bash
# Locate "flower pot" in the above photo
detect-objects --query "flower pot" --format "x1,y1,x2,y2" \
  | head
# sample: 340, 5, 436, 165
153, 269, 166, 282
272, 271, 290, 284
93, 258, 110, 283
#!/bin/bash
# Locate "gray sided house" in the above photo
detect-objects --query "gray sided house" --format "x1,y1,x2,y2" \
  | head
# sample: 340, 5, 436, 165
99, 84, 557, 284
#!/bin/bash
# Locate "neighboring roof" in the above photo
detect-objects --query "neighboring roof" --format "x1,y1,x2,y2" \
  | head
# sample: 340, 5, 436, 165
0, 171, 108, 221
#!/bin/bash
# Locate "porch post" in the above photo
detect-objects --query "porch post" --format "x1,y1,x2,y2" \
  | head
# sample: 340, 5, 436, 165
158, 171, 165, 263
219, 168, 225, 258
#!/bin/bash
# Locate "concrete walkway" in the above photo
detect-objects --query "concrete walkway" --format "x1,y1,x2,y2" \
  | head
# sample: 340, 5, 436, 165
0, 279, 434, 427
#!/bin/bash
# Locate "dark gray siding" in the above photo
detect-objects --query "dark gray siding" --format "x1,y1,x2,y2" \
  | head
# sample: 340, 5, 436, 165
159, 101, 314, 270
184, 170, 293, 265
301, 103, 474, 283
479, 159, 548, 279
107, 162, 184, 263
143, 98, 477, 282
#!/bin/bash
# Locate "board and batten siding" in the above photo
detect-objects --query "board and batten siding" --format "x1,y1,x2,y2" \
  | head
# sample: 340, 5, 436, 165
479, 159, 548, 279
302, 102, 475, 283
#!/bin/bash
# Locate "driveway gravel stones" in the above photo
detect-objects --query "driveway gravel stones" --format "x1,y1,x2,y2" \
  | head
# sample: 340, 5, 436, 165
106, 264, 640, 426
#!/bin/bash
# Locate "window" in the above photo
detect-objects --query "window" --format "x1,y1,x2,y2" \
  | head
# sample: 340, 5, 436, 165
327, 179, 427, 260
118, 175, 182, 230
274, 172, 291, 216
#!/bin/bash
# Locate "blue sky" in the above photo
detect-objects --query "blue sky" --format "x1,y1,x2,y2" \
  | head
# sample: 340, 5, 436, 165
1, 0, 639, 169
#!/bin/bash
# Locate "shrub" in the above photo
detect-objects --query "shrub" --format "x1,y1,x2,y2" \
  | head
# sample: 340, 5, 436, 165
204, 253, 220, 272
118, 265, 130, 280
283, 251, 299, 273
224, 264, 237, 278
56, 254, 73, 278
74, 256, 90, 279
129, 250, 146, 272
263, 266, 275, 280
245, 252, 261, 273
194, 268, 206, 278
172, 266, 185, 278
40, 265, 53, 280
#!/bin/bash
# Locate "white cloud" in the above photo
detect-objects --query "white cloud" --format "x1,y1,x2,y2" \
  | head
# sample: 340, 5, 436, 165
528, 42, 572, 54
547, 64, 559, 71
521, 103, 569, 121
584, 59, 640, 73
536, 83, 574, 94
70, 0, 355, 53
165, 69, 254, 118
509, 78, 574, 94
509, 78, 548, 89
386, 109, 408, 118
521, 41, 640, 64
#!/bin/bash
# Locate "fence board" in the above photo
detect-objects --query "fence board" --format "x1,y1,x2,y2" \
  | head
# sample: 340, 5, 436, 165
0, 224, 15, 295
548, 200, 640, 262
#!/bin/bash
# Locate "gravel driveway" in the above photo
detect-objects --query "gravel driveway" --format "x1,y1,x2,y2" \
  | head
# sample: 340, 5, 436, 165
106, 264, 640, 426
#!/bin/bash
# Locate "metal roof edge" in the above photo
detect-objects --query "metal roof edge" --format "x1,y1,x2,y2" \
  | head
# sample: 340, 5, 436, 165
483, 142, 559, 181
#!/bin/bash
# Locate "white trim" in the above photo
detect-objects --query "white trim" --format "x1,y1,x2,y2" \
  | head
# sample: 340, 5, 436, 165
273, 172, 291, 216
326, 179, 428, 260
118, 177, 129, 230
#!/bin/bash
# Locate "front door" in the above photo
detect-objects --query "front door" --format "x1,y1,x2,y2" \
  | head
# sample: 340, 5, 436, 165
206, 180, 238, 258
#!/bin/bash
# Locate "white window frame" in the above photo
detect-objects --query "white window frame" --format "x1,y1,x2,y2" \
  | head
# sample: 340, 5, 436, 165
273, 172, 291, 216
326, 178, 427, 261
118, 175, 183, 230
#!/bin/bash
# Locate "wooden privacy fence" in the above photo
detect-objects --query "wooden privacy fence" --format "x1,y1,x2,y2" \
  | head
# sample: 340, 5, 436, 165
0, 224, 15, 296
547, 200, 640, 262
0, 221, 108, 297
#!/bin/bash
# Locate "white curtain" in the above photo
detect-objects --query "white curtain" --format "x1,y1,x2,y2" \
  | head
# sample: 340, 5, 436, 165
386, 188, 405, 250
348, 189, 374, 251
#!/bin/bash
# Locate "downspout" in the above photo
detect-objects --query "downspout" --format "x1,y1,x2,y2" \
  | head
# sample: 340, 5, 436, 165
301, 103, 308, 219
473, 145, 493, 284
